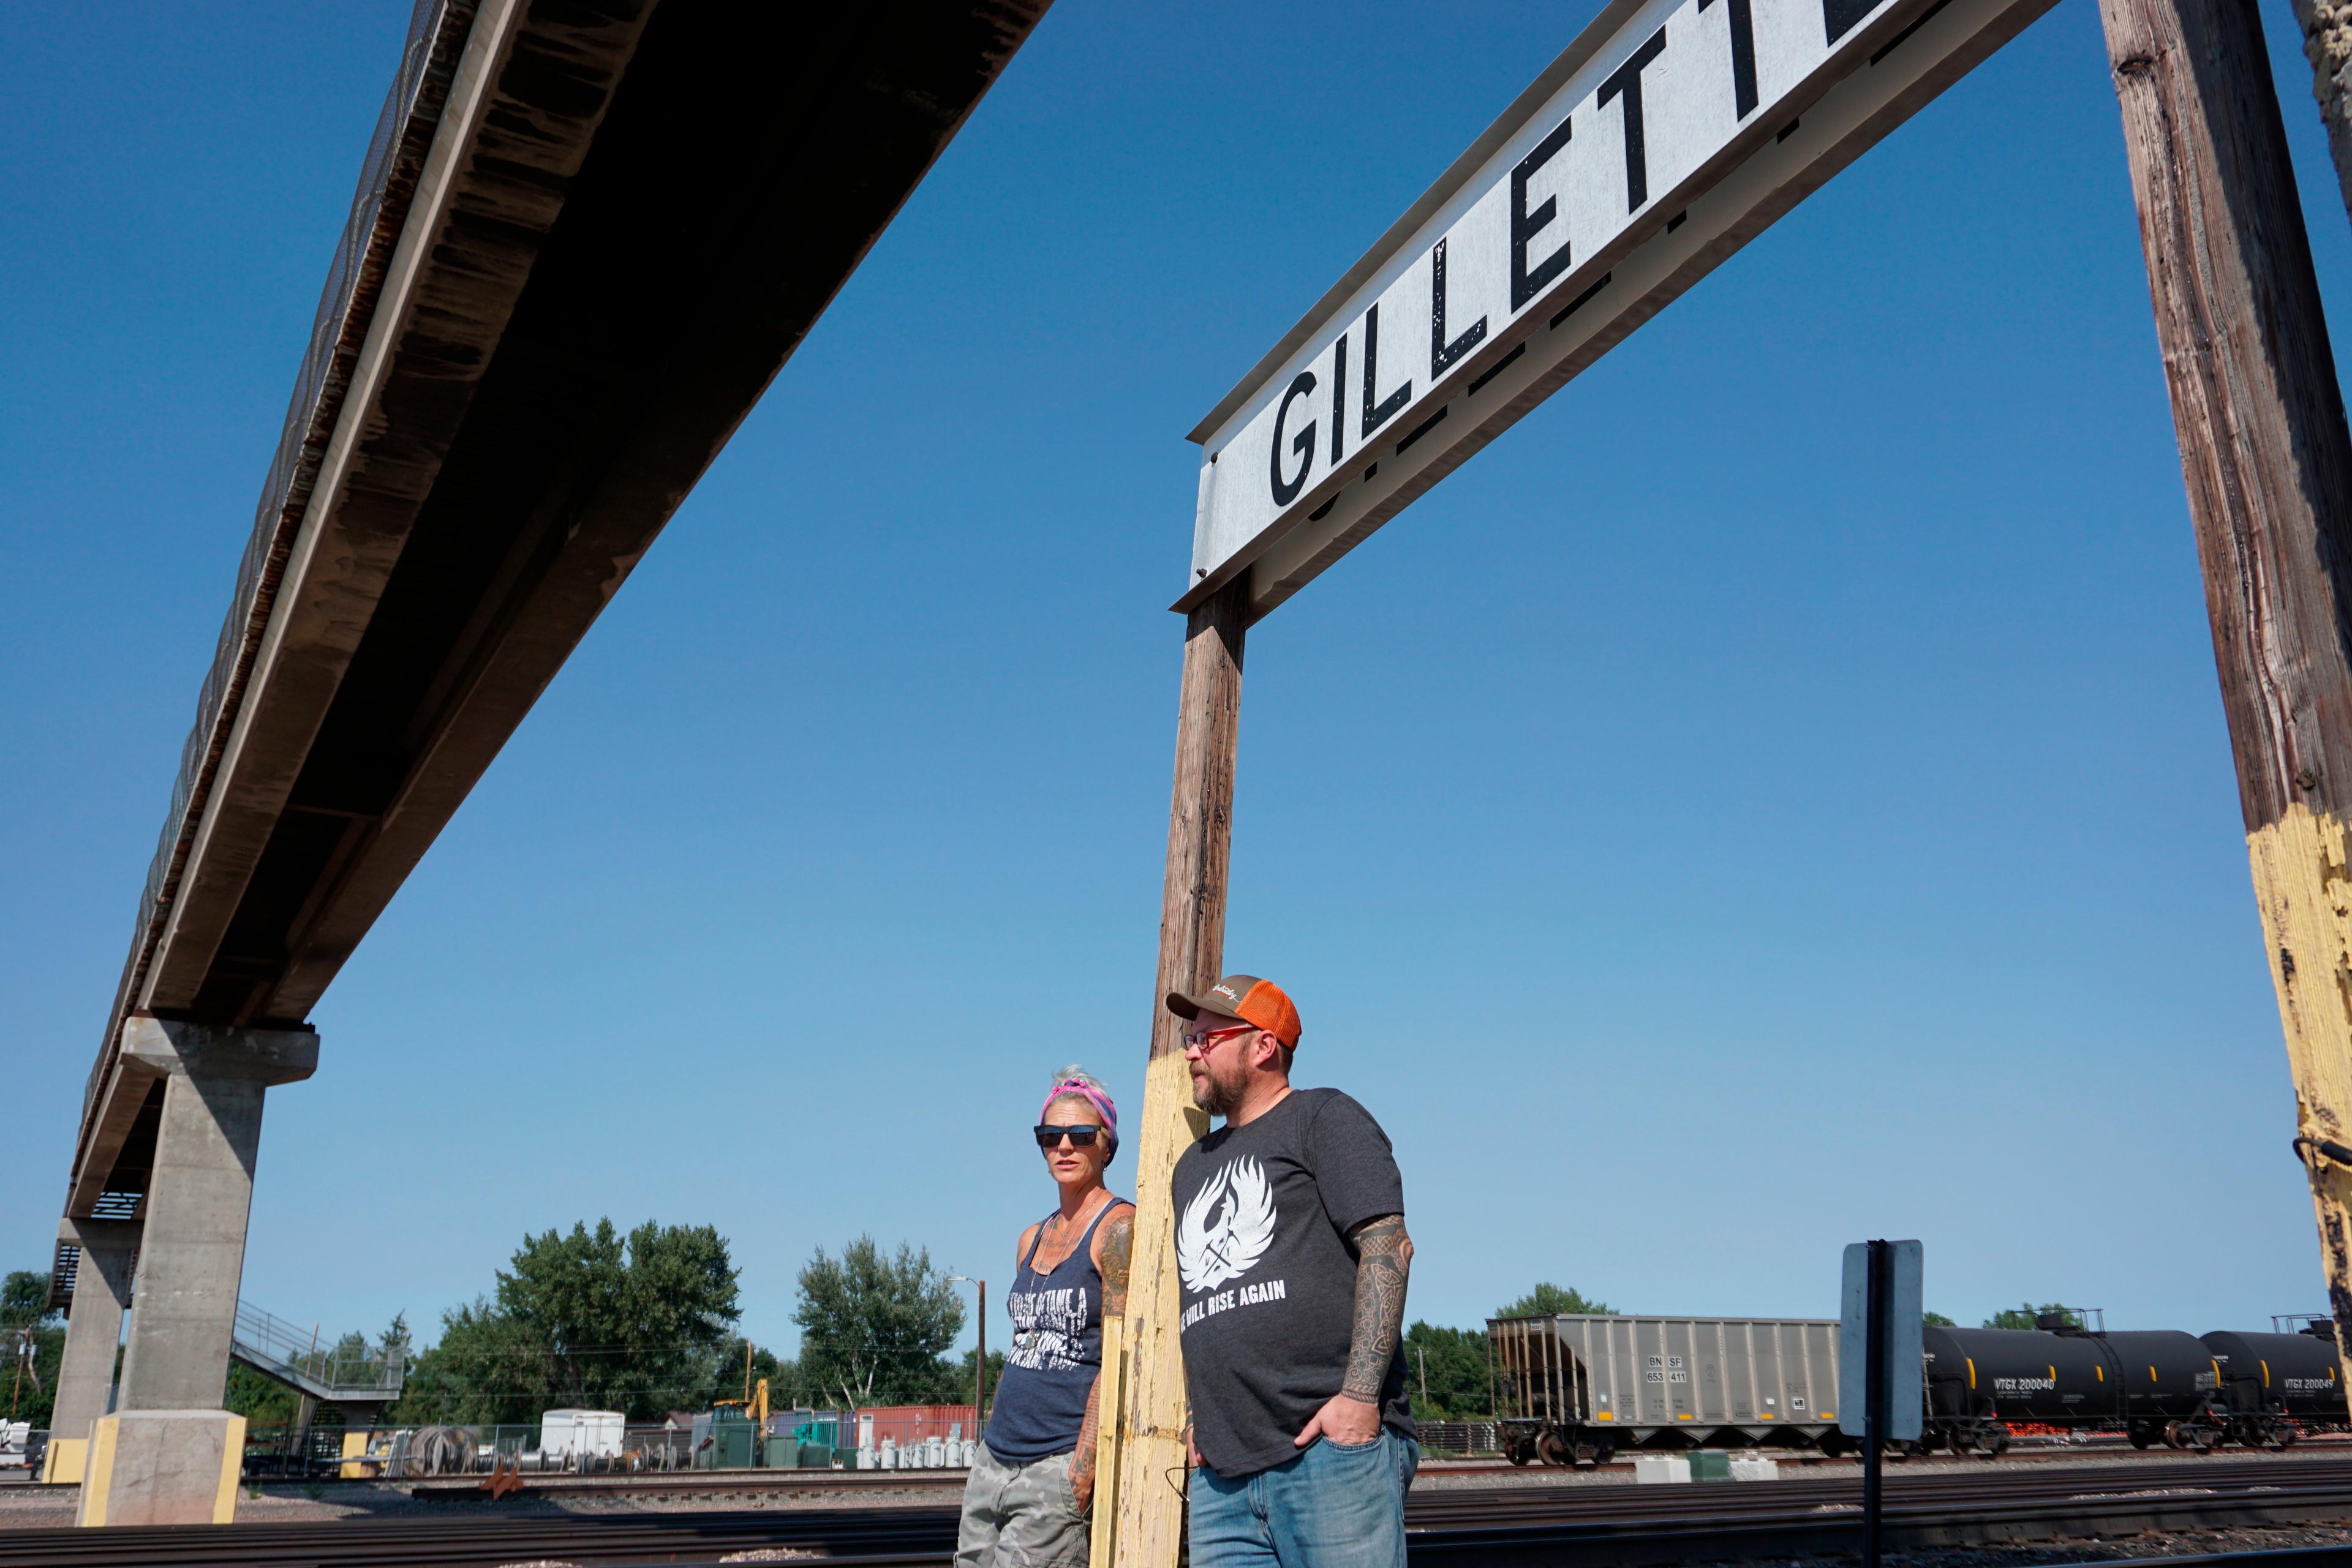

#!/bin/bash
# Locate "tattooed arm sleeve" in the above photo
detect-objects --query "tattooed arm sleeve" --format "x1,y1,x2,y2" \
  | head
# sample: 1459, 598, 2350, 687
1341, 1214, 1412, 1404
1070, 1205, 1134, 1491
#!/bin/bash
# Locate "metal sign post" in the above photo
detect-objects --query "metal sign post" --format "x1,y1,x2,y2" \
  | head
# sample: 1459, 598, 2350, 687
1839, 1240, 1922, 1568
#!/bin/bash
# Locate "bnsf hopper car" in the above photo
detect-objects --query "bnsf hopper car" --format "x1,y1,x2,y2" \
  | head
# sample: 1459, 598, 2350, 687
2201, 1325, 2346, 1447
1490, 1314, 1839, 1466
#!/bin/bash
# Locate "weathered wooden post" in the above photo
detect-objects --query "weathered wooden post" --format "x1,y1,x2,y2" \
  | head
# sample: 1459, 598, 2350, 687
1104, 576, 1247, 1567
2097, 0, 2352, 1392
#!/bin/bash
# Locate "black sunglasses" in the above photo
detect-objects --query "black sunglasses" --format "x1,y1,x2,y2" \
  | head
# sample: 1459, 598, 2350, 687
1034, 1124, 1106, 1149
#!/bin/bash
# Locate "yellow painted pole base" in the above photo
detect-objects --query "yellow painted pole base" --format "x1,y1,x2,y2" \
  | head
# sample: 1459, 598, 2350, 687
2248, 802, 2352, 1427
1106, 1050, 1209, 1567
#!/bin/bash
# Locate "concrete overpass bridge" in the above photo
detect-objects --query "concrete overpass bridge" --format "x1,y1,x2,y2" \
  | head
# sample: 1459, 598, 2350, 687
44, 0, 1048, 1471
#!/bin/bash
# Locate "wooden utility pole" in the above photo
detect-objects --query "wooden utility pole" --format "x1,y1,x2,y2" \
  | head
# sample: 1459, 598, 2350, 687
2097, 0, 2352, 1392
1103, 578, 1248, 1567
2287, 0, 2352, 223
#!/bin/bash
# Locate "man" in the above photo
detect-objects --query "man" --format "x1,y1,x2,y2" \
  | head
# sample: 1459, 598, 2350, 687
1165, 974, 1415, 1567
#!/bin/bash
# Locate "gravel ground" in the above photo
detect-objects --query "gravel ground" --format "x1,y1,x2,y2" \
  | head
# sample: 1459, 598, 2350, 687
1684, 1523, 2352, 1566
0, 1476, 978, 1526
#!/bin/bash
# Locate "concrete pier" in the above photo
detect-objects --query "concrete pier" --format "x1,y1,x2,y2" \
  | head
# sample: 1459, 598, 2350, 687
49, 1218, 140, 1443
111, 1018, 315, 1412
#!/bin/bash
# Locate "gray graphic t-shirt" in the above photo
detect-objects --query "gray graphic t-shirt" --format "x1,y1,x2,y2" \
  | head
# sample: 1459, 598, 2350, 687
1170, 1087, 1413, 1477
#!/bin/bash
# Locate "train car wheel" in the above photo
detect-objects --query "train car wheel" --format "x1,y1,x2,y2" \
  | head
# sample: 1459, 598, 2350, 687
2161, 1421, 2185, 1449
1985, 1427, 2009, 1457
1818, 1430, 1848, 1458
1536, 1431, 1571, 1466
1507, 1439, 1532, 1466
2127, 1422, 2154, 1449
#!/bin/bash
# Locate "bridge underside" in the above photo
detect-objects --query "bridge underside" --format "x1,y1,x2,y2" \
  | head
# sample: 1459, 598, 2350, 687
64, 0, 1047, 1232
45, 5, 1047, 1491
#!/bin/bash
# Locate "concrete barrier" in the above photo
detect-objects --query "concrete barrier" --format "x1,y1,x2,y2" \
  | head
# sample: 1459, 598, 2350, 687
75, 1411, 245, 1526
41, 1436, 86, 1486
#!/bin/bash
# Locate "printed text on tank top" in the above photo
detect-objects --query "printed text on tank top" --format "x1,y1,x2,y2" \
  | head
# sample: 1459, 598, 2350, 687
1005, 1199, 1120, 1376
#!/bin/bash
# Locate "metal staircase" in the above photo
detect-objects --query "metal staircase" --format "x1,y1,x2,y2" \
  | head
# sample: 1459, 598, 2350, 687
230, 1301, 404, 1408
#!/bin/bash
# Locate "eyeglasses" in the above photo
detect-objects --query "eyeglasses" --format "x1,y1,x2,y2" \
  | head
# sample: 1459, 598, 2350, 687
1035, 1124, 1106, 1150
1181, 1023, 1257, 1052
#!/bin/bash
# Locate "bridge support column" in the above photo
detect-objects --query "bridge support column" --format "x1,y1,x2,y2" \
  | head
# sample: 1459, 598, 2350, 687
50, 1219, 140, 1444
113, 1018, 317, 1412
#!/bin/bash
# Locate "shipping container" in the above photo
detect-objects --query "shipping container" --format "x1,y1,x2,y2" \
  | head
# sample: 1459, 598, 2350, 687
1490, 1314, 1840, 1465
858, 1404, 978, 1452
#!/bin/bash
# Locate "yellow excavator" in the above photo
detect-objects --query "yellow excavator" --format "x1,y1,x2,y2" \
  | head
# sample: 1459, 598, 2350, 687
710, 1340, 769, 1458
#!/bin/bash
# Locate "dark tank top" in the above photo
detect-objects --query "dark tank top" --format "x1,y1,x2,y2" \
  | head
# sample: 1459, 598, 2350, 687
984, 1197, 1127, 1462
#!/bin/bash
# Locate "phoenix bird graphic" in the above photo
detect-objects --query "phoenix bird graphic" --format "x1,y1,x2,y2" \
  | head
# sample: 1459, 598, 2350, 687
1178, 1156, 1276, 1293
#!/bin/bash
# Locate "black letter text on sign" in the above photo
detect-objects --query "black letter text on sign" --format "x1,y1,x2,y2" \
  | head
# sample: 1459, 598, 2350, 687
1701, 0, 1761, 118
1269, 371, 1317, 507
1430, 239, 1489, 377
1183, 0, 2063, 619
1511, 116, 1576, 310
1598, 28, 1670, 211
1361, 303, 1411, 439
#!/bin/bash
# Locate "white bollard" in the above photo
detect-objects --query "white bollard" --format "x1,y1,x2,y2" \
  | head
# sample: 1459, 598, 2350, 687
1633, 1455, 1692, 1484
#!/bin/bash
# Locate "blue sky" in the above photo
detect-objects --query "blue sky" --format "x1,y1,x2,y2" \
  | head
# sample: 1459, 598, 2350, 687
8, 0, 2352, 1368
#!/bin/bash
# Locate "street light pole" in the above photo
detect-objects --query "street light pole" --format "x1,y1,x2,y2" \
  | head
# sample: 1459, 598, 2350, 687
948, 1277, 988, 1431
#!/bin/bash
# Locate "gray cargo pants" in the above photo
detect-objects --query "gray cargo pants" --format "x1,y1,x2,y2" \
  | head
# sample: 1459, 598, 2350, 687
956, 1441, 1091, 1567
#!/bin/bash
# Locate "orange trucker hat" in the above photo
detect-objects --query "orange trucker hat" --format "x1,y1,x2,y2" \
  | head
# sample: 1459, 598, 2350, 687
1166, 974, 1303, 1049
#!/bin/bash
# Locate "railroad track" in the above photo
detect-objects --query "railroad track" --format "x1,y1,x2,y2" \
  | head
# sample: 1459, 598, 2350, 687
10, 1455, 2352, 1567
394, 1437, 2352, 1502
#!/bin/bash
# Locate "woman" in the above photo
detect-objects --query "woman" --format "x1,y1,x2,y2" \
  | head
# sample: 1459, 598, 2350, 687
956, 1066, 1134, 1567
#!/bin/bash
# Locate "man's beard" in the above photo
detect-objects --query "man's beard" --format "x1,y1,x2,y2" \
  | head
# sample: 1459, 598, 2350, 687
1192, 1059, 1244, 1117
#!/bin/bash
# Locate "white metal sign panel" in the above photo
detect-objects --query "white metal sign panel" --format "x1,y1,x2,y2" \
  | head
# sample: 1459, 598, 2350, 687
1838, 1238, 1924, 1440
1182, 0, 2057, 616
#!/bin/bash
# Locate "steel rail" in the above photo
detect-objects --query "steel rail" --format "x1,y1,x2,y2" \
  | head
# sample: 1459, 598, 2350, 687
394, 1442, 2352, 1501
2082, 1549, 2352, 1568
11, 1455, 2352, 1568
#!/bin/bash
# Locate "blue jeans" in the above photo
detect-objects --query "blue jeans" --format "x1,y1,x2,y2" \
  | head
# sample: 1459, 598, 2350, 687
1188, 1428, 1418, 1568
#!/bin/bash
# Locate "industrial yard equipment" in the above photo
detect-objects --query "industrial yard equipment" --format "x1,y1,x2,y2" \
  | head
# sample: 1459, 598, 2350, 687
1490, 1314, 1842, 1465
703, 1410, 757, 1470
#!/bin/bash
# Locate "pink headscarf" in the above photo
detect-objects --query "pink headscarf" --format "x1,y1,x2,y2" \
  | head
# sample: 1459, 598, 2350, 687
1039, 1077, 1118, 1164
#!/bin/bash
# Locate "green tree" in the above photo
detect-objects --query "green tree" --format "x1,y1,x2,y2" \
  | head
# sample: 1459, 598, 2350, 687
706, 1336, 810, 1411
1924, 1311, 1957, 1327
1495, 1283, 1613, 1318
225, 1363, 304, 1425
394, 1299, 559, 1425
793, 1237, 965, 1408
393, 1219, 741, 1424
958, 1346, 1008, 1416
1983, 1302, 2073, 1330
1403, 1321, 1491, 1420
2, 1270, 64, 1428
